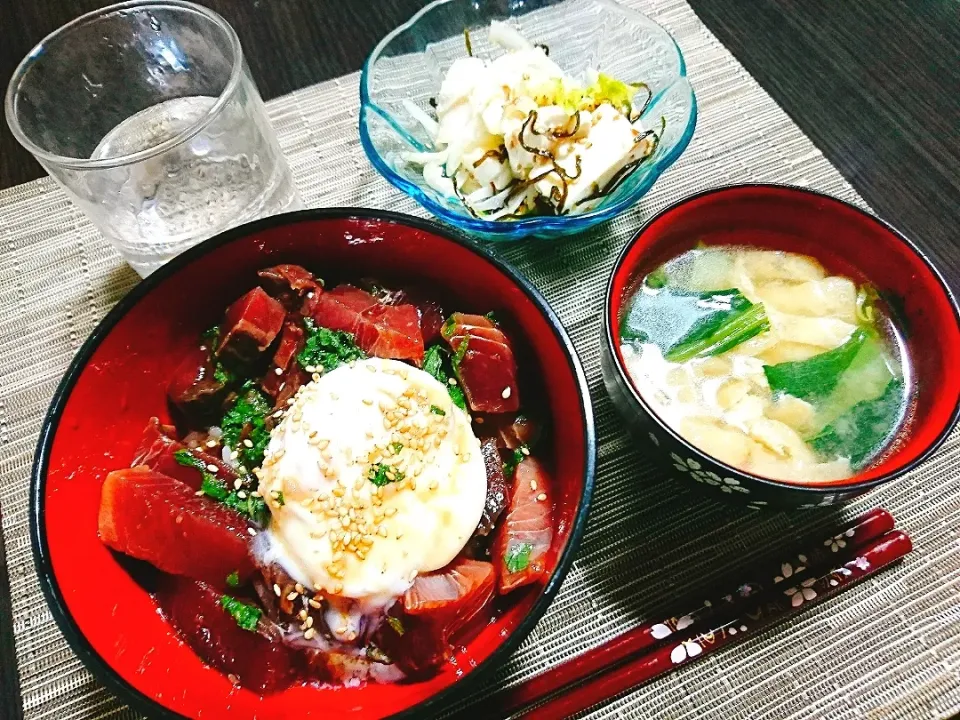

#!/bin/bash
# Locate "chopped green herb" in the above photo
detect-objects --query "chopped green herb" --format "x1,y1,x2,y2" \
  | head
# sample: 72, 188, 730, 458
200, 474, 229, 501
366, 644, 392, 664
387, 616, 405, 636
451, 336, 470, 374
213, 362, 233, 385
298, 318, 366, 373
503, 445, 529, 476
764, 328, 870, 401
368, 463, 404, 487
505, 542, 533, 573
422, 343, 468, 412
440, 316, 457, 340
199, 474, 268, 524
173, 449, 207, 472
810, 378, 905, 468
220, 382, 271, 470
391, 442, 404, 454
220, 595, 262, 632
430, 405, 446, 416
664, 301, 770, 363
226, 571, 240, 588
484, 311, 498, 324
201, 325, 220, 343
273, 491, 285, 507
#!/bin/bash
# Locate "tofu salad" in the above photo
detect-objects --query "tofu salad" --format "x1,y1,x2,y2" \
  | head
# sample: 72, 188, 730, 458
400, 21, 664, 220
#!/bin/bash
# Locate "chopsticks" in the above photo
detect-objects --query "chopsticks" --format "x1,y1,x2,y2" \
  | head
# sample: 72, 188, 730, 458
485, 508, 907, 719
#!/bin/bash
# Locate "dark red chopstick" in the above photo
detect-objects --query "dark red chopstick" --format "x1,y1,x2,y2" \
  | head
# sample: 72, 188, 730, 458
490, 508, 894, 717
524, 529, 912, 720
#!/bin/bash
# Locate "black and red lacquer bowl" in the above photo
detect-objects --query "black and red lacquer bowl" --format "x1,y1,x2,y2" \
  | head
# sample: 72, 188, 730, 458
30, 210, 595, 718
602, 184, 960, 509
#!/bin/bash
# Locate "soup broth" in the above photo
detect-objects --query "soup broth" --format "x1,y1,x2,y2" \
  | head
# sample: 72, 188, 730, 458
619, 246, 910, 483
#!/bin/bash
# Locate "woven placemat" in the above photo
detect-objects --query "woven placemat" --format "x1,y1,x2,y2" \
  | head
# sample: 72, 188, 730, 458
2, 1, 959, 718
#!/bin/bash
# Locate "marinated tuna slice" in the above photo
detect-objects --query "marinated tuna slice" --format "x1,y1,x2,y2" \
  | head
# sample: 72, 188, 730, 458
443, 312, 496, 332
261, 321, 304, 398
98, 467, 254, 587
494, 458, 553, 593
311, 284, 379, 333
476, 438, 508, 536
167, 345, 229, 424
479, 413, 541, 450
273, 365, 308, 411
217, 287, 286, 363
446, 334, 520, 413
359, 278, 408, 306
415, 298, 446, 345
131, 418, 238, 491
403, 558, 495, 624
450, 325, 508, 344
258, 264, 321, 311
312, 285, 424, 363
355, 303, 424, 363
155, 577, 297, 693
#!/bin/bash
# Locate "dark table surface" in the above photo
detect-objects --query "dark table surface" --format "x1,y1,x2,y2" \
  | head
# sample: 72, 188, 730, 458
1, 1, 958, 718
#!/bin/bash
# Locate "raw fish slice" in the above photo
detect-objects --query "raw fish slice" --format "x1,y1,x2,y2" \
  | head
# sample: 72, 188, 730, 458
310, 284, 380, 334
494, 458, 553, 593
98, 467, 254, 588
443, 312, 496, 333
167, 345, 230, 425
155, 577, 298, 693
377, 558, 495, 676
261, 321, 304, 398
450, 325, 509, 344
475, 438, 508, 536
131, 418, 238, 491
403, 558, 495, 627
414, 298, 446, 345
258, 264, 321, 312
447, 334, 520, 413
356, 303, 425, 363
217, 287, 286, 363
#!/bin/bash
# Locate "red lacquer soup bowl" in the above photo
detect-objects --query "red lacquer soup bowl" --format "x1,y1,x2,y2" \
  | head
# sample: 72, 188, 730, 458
30, 209, 596, 718
603, 184, 960, 509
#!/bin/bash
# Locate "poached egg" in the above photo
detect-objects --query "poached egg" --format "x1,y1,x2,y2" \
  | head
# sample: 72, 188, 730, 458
256, 358, 487, 615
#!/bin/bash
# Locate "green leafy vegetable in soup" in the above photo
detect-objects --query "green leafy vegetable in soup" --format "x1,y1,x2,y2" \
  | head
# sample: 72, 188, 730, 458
422, 343, 468, 411
505, 542, 533, 573
618, 245, 909, 483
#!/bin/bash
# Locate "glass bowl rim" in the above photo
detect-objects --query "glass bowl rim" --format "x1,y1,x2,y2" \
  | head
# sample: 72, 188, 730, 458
358, 0, 698, 235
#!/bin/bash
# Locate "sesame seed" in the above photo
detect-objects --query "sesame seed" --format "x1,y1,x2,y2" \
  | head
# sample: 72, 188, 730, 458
233, 479, 243, 490
274, 366, 284, 376
318, 439, 330, 450
448, 378, 458, 386
531, 480, 538, 491
206, 463, 219, 473
378, 526, 388, 537
385, 507, 398, 517
521, 446, 531, 456
272, 410, 284, 419
334, 582, 344, 594
312, 373, 321, 382
314, 582, 324, 591
242, 438, 254, 448
286, 590, 299, 601
305, 365, 317, 373
537, 493, 547, 501
252, 490, 262, 497
341, 516, 350, 528
294, 583, 304, 594
248, 528, 258, 537
194, 490, 204, 496
475, 417, 484, 424
429, 479, 439, 490
305, 615, 314, 628
362, 398, 373, 406
286, 397, 296, 406
309, 598, 322, 609
304, 628, 316, 640
273, 583, 282, 597
237, 491, 247, 499
297, 608, 308, 621
206, 439, 218, 448
366, 364, 377, 373
501, 387, 512, 399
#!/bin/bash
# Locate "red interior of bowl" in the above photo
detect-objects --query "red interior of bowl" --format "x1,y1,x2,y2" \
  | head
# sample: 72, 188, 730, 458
608, 185, 960, 488
40, 215, 590, 718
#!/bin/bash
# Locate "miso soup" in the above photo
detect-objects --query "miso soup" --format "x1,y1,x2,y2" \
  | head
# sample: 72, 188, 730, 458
619, 245, 910, 482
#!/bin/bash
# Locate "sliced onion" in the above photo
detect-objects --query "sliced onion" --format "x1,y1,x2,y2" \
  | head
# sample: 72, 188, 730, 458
489, 20, 533, 51
401, 98, 439, 139
470, 183, 516, 212
483, 185, 537, 220
423, 163, 455, 197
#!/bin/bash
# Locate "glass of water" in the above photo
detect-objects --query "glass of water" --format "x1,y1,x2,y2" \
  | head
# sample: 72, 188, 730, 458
4, 0, 302, 276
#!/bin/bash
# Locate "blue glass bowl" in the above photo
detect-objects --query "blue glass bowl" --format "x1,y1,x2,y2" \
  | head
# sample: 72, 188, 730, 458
359, 0, 698, 242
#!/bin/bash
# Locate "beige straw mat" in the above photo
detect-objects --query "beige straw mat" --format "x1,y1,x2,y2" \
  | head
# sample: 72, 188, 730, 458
2, 0, 958, 718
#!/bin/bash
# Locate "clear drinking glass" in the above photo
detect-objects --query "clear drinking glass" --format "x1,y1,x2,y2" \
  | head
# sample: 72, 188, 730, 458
4, 0, 302, 276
